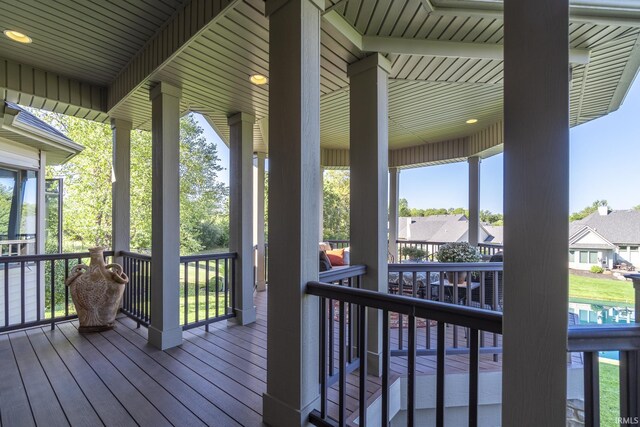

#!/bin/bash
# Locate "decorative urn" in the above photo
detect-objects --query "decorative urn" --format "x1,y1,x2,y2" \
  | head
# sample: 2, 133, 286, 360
65, 247, 128, 332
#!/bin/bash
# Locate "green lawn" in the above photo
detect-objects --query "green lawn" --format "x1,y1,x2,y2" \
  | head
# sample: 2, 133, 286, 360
599, 360, 620, 427
569, 274, 635, 305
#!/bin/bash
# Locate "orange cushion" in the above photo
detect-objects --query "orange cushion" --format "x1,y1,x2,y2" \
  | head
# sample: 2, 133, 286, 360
326, 249, 345, 266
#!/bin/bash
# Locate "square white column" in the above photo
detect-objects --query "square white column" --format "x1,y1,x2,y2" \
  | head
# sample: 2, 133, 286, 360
111, 118, 132, 261
468, 156, 481, 247
503, 0, 570, 424
263, 0, 324, 425
348, 53, 391, 376
228, 112, 257, 324
255, 152, 267, 292
148, 82, 183, 350
388, 168, 400, 262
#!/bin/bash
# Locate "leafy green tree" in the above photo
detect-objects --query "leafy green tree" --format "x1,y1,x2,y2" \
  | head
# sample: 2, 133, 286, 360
570, 200, 609, 222
633, 205, 640, 211
36, 111, 228, 254
323, 170, 350, 239
399, 198, 411, 217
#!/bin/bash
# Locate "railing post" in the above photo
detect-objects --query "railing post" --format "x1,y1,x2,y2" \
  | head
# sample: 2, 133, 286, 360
622, 274, 640, 421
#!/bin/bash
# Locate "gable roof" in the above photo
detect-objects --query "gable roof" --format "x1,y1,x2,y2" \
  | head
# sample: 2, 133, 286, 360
1, 102, 83, 165
571, 210, 640, 245
398, 214, 498, 244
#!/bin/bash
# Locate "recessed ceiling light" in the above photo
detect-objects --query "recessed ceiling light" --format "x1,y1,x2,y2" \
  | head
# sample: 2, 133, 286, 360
250, 74, 268, 85
3, 30, 32, 44
466, 119, 478, 124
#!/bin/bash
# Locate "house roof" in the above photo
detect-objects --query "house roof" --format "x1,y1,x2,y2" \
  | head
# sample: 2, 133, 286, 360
398, 214, 499, 243
571, 210, 640, 245
1, 101, 83, 165
484, 225, 504, 244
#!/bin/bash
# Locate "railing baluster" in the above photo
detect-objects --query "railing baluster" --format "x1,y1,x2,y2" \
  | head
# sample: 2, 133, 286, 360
339, 300, 346, 427
329, 298, 334, 376
195, 260, 200, 323
64, 259, 69, 316
382, 310, 389, 427
205, 260, 210, 331
50, 259, 55, 330
4, 261, 9, 327
583, 351, 600, 427
619, 350, 639, 425
184, 261, 188, 325
408, 314, 416, 427
436, 321, 445, 427
215, 259, 220, 318
20, 261, 25, 325
358, 306, 367, 427
469, 328, 479, 427
36, 261, 41, 322
320, 297, 328, 419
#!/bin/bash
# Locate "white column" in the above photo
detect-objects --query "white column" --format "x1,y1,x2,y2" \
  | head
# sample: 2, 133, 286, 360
111, 118, 132, 261
388, 168, 400, 263
348, 53, 391, 376
255, 152, 267, 292
36, 151, 46, 255
148, 82, 182, 350
263, 0, 323, 424
468, 156, 480, 247
503, 0, 569, 424
229, 112, 257, 324
319, 166, 324, 241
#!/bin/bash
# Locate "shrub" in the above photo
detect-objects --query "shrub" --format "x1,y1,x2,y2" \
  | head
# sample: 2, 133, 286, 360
436, 242, 482, 263
590, 265, 604, 274
401, 247, 426, 261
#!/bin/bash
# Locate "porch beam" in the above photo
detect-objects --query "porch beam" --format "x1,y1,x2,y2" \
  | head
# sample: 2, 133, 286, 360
348, 53, 391, 376
388, 168, 400, 263
107, 0, 240, 111
468, 157, 480, 247
502, 0, 570, 425
0, 56, 108, 119
228, 112, 257, 325
148, 81, 183, 350
322, 12, 590, 64
111, 118, 132, 261
255, 152, 267, 292
263, 0, 324, 425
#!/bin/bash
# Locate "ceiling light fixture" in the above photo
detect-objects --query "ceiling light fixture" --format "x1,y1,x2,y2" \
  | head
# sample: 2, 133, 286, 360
3, 30, 32, 44
466, 119, 478, 124
250, 74, 268, 85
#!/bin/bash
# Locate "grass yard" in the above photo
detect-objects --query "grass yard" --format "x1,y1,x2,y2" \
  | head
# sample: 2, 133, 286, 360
569, 274, 635, 304
599, 360, 620, 427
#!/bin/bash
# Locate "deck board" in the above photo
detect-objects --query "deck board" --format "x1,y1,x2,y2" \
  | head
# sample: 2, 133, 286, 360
0, 288, 530, 426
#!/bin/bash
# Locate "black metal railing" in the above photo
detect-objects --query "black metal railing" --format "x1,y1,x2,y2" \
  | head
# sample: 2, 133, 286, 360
568, 324, 640, 427
179, 252, 236, 331
121, 251, 237, 331
121, 251, 151, 327
307, 278, 503, 427
388, 263, 504, 364
325, 239, 351, 249
0, 251, 113, 333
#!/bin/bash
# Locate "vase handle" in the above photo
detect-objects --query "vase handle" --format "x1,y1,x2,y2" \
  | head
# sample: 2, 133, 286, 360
106, 263, 129, 284
65, 264, 88, 286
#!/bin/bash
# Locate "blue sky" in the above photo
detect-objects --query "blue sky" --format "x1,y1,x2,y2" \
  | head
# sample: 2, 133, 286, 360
196, 74, 640, 215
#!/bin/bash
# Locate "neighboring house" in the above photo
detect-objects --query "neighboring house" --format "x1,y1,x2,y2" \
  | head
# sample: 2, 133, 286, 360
569, 207, 640, 270
397, 214, 502, 244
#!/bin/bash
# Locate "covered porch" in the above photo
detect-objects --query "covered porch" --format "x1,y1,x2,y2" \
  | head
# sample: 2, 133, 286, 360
2, 0, 640, 426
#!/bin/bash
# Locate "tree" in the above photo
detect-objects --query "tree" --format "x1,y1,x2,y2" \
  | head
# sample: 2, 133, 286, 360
570, 200, 609, 222
36, 111, 229, 254
399, 198, 411, 217
323, 170, 350, 239
633, 205, 640, 211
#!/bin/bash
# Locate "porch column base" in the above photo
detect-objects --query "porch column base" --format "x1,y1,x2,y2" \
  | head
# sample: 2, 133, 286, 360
148, 325, 182, 350
368, 350, 383, 377
263, 392, 319, 427
230, 306, 257, 325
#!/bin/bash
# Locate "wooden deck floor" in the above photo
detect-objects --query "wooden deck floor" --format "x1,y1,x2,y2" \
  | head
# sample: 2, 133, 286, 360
0, 289, 557, 426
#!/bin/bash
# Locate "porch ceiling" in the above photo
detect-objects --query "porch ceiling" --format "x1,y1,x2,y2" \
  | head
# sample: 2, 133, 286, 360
1, 0, 640, 162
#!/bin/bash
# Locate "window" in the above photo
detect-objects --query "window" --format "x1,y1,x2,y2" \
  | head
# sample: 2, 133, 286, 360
620, 246, 628, 252
569, 251, 575, 262
631, 246, 639, 252
589, 251, 598, 264
580, 251, 588, 263
0, 168, 37, 240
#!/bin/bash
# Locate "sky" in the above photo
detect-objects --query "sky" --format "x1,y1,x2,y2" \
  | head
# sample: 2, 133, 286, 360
196, 74, 640, 215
